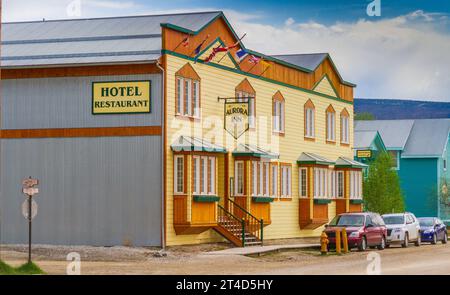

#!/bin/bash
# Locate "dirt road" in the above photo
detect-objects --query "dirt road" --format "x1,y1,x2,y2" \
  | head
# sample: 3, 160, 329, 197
1, 242, 449, 275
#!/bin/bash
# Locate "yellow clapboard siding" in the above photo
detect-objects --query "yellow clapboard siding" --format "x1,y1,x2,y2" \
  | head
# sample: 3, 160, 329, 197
165, 55, 354, 245
313, 75, 338, 98
197, 40, 237, 69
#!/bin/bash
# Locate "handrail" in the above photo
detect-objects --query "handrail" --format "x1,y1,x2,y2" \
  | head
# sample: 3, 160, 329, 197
228, 198, 264, 245
228, 198, 260, 221
217, 204, 241, 223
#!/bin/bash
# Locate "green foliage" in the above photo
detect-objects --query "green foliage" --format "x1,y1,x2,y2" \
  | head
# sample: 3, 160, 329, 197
363, 152, 405, 214
355, 112, 376, 120
0, 260, 45, 275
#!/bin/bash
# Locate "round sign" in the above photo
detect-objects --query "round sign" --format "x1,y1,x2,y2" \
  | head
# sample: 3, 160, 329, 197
22, 199, 38, 220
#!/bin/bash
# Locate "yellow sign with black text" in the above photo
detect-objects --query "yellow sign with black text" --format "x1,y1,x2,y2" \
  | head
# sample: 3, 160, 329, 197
224, 102, 249, 139
92, 81, 151, 114
356, 150, 372, 158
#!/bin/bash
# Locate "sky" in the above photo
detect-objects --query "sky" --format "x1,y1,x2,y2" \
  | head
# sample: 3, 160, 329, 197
2, 0, 450, 102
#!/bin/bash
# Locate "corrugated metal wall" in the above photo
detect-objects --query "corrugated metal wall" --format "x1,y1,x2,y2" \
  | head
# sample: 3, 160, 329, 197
0, 136, 162, 246
1, 74, 161, 129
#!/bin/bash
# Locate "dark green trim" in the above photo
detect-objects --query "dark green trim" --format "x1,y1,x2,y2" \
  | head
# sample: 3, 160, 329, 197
252, 197, 274, 203
193, 195, 220, 202
170, 146, 227, 154
297, 160, 334, 166
195, 37, 241, 70
334, 164, 366, 169
91, 80, 152, 115
160, 12, 356, 88
350, 199, 364, 204
163, 50, 353, 105
312, 74, 340, 98
233, 152, 279, 159
314, 198, 332, 204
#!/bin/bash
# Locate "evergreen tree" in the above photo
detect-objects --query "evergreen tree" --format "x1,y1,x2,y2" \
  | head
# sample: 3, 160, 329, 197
363, 152, 405, 214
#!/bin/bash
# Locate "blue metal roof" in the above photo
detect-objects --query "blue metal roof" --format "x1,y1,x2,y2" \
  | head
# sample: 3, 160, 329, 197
271, 53, 328, 72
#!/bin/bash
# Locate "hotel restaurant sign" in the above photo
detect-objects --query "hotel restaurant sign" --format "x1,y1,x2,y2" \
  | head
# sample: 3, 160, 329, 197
92, 81, 151, 114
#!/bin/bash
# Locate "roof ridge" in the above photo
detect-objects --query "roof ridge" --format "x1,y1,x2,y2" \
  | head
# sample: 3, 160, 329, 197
271, 53, 328, 56
3, 10, 223, 25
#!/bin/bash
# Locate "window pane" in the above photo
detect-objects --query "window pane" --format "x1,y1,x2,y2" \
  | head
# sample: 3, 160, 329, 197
177, 78, 183, 114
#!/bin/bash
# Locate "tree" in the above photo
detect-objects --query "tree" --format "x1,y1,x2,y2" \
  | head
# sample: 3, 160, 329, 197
355, 112, 376, 120
363, 152, 405, 214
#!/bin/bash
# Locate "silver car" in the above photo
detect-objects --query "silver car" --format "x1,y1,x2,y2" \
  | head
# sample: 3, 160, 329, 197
382, 213, 421, 247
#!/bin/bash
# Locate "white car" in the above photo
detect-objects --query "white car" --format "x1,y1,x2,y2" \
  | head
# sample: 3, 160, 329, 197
382, 213, 421, 247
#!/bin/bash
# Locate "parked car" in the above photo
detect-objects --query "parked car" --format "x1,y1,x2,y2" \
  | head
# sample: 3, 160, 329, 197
382, 213, 421, 247
324, 212, 387, 251
418, 217, 448, 244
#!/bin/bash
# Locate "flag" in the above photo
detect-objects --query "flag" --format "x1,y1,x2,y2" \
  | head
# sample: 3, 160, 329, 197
235, 49, 248, 62
261, 60, 271, 68
248, 55, 261, 64
204, 45, 230, 63
181, 36, 190, 47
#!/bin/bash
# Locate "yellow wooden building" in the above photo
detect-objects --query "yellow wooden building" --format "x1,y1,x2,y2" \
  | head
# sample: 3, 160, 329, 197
160, 11, 366, 247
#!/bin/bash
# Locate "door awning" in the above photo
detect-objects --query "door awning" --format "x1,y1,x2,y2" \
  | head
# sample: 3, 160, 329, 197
334, 157, 368, 169
171, 136, 227, 153
232, 144, 279, 159
297, 152, 334, 165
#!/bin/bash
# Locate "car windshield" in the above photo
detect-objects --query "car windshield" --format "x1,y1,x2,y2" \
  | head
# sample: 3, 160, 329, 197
419, 218, 434, 227
329, 215, 365, 226
383, 216, 404, 225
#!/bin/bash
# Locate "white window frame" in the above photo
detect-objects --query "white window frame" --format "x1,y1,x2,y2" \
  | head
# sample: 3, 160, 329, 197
350, 171, 363, 199
176, 77, 200, 118
280, 165, 292, 198
313, 167, 329, 199
270, 164, 278, 198
328, 170, 337, 198
193, 80, 200, 118
237, 91, 255, 128
327, 112, 336, 141
176, 77, 184, 115
192, 156, 216, 195
234, 161, 245, 196
305, 108, 315, 138
252, 161, 270, 197
337, 171, 344, 198
341, 115, 349, 144
273, 100, 285, 133
174, 155, 185, 194
299, 167, 308, 198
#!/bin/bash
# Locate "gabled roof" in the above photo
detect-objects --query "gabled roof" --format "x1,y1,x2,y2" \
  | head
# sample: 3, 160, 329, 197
355, 119, 450, 158
402, 119, 450, 158
233, 144, 279, 159
1, 11, 221, 67
297, 152, 334, 165
271, 53, 327, 72
171, 136, 227, 153
335, 157, 368, 169
355, 120, 415, 150
354, 130, 386, 151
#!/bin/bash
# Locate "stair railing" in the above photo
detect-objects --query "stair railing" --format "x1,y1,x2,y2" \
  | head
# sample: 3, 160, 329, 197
217, 204, 247, 247
228, 198, 264, 245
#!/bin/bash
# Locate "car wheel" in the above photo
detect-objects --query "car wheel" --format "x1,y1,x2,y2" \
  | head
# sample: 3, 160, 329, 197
432, 233, 437, 245
377, 236, 386, 250
415, 233, 421, 247
443, 232, 448, 244
402, 232, 409, 248
358, 236, 367, 251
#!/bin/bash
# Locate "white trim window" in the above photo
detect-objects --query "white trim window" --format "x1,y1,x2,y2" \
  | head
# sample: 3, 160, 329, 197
192, 156, 216, 195
252, 161, 270, 197
280, 165, 292, 198
273, 100, 285, 133
237, 91, 255, 128
328, 170, 337, 198
350, 170, 363, 199
305, 108, 315, 138
327, 111, 336, 141
313, 167, 328, 198
270, 164, 278, 198
176, 77, 200, 118
174, 155, 185, 194
337, 171, 344, 198
299, 167, 308, 198
341, 115, 349, 144
234, 161, 245, 196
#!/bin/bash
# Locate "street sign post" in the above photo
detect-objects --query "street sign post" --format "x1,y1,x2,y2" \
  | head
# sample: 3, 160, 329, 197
22, 177, 39, 264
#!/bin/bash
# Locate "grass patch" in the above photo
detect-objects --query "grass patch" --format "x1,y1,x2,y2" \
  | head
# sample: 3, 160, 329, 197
0, 260, 45, 275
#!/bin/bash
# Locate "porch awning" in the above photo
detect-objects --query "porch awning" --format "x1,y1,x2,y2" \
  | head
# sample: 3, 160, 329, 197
334, 157, 368, 169
297, 152, 334, 165
171, 136, 227, 153
232, 144, 279, 159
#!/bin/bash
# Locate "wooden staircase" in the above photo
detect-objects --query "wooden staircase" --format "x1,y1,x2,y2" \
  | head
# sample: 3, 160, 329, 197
214, 200, 264, 247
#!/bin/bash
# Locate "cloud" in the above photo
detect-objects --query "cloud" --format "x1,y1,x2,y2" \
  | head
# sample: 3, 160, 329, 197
2, 2, 450, 102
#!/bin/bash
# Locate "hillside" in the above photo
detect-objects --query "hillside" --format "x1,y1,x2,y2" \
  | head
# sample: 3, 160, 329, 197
354, 99, 450, 120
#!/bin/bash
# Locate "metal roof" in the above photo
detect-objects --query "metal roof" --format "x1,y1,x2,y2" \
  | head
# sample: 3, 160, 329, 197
354, 130, 379, 149
171, 136, 227, 153
335, 157, 368, 168
402, 119, 450, 158
1, 11, 222, 67
233, 144, 279, 159
355, 120, 415, 150
297, 152, 334, 165
271, 53, 328, 71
